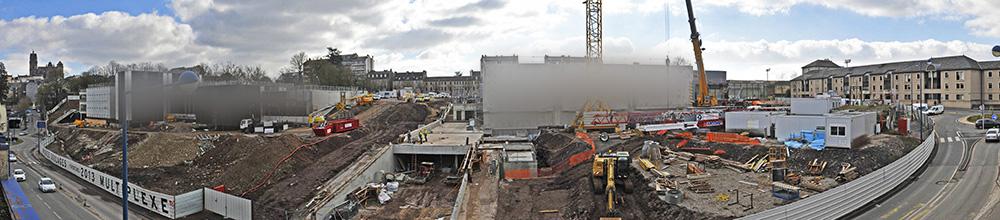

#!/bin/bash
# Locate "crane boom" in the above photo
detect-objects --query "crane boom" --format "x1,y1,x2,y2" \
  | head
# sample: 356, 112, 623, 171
684, 0, 710, 106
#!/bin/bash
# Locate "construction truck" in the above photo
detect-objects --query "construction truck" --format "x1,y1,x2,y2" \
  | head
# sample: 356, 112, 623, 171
72, 118, 108, 128
591, 151, 634, 217
239, 119, 287, 134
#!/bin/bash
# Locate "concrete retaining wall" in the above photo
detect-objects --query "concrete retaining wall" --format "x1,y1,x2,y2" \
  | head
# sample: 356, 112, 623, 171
314, 145, 397, 218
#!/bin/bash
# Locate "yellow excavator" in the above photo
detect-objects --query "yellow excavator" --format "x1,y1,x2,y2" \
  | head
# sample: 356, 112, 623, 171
684, 0, 717, 107
592, 151, 634, 217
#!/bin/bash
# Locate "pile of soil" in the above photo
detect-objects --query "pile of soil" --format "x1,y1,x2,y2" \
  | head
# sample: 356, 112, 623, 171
251, 102, 430, 219
46, 102, 434, 220
532, 132, 591, 167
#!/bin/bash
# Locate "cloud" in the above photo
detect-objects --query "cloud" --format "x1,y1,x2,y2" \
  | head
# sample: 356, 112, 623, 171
365, 29, 455, 51
430, 16, 481, 27
455, 0, 507, 12
636, 38, 994, 80
0, 11, 223, 76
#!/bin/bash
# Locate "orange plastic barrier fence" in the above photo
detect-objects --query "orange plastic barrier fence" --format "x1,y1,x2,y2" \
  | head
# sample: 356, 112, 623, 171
705, 132, 760, 145
505, 169, 534, 180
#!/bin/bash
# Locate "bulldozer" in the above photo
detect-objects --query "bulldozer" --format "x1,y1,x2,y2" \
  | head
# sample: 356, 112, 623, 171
591, 151, 634, 217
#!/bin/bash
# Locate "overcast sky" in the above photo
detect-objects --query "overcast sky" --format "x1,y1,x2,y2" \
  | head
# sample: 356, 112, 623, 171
0, 0, 998, 80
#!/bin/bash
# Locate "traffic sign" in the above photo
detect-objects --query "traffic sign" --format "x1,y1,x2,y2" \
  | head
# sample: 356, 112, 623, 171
36, 121, 45, 129
992, 114, 997, 120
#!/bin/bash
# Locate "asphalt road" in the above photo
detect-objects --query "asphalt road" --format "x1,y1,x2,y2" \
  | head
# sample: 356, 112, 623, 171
8, 114, 158, 220
858, 109, 998, 220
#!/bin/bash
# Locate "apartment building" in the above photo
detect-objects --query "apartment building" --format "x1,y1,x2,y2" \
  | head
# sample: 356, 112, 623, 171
791, 55, 1000, 109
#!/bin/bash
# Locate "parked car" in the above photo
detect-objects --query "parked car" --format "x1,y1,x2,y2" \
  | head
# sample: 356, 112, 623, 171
987, 128, 1000, 143
978, 119, 1000, 129
12, 169, 26, 182
18, 131, 27, 136
38, 177, 56, 193
8, 153, 16, 162
923, 105, 945, 115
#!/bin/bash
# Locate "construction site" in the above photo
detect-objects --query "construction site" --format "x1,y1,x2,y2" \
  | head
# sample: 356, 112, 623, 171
18, 1, 937, 220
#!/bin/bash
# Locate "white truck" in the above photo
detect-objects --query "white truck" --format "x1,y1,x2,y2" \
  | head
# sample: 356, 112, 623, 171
239, 119, 288, 134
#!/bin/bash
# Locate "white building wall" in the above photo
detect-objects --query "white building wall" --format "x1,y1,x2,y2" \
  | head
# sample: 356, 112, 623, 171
481, 60, 693, 130
84, 86, 115, 119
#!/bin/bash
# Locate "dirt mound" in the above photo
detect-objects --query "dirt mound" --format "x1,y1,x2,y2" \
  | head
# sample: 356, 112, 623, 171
48, 102, 436, 219
533, 132, 591, 167
251, 102, 430, 219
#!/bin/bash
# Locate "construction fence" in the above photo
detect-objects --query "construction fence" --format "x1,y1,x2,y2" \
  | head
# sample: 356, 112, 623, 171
536, 132, 596, 177
38, 137, 252, 219
738, 129, 937, 219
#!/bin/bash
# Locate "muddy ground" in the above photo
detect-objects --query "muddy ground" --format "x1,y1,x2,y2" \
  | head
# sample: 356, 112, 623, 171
47, 101, 443, 219
497, 130, 920, 219
354, 173, 460, 220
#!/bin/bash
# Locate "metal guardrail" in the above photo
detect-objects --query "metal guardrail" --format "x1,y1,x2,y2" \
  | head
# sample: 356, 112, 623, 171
739, 130, 937, 219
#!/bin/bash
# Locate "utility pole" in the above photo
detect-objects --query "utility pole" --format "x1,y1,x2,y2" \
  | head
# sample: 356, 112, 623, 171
117, 71, 130, 220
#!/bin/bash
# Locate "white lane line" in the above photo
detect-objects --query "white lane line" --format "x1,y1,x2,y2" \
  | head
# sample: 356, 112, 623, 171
948, 137, 955, 142
941, 138, 947, 143
52, 211, 64, 220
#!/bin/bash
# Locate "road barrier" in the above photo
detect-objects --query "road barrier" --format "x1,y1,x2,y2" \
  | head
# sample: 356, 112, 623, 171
739, 130, 937, 219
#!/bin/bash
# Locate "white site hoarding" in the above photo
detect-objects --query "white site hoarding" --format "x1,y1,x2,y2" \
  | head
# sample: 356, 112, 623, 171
481, 59, 693, 130
40, 145, 178, 218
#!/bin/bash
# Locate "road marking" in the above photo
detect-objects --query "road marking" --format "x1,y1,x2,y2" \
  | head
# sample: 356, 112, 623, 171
899, 203, 924, 220
52, 212, 64, 220
881, 205, 901, 219
948, 137, 955, 142
940, 138, 947, 143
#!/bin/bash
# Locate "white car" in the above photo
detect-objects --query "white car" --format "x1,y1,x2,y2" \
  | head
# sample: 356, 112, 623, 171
12, 169, 26, 182
923, 105, 944, 115
38, 177, 56, 193
987, 128, 1000, 143
8, 153, 16, 162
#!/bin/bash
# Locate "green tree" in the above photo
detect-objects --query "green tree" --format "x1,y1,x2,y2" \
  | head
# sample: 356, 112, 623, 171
65, 74, 113, 93
0, 62, 9, 105
36, 80, 68, 112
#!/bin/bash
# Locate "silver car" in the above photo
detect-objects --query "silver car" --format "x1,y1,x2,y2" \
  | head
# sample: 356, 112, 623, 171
38, 177, 56, 193
987, 128, 1000, 143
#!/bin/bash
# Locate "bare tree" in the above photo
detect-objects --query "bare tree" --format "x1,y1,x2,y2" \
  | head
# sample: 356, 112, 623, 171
668, 56, 692, 66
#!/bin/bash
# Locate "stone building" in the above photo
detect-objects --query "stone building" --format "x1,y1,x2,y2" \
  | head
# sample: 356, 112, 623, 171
28, 51, 64, 81
790, 55, 1000, 109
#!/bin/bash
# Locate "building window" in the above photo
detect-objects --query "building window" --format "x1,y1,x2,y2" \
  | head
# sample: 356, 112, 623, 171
990, 71, 994, 78
905, 95, 911, 99
945, 72, 949, 78
831, 126, 846, 136
957, 71, 964, 80
991, 83, 994, 89
957, 83, 965, 89
957, 94, 963, 100
991, 94, 994, 100
945, 84, 949, 89
945, 94, 949, 100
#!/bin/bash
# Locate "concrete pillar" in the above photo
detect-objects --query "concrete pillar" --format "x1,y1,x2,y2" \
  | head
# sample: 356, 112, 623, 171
460, 110, 466, 121
453, 109, 459, 121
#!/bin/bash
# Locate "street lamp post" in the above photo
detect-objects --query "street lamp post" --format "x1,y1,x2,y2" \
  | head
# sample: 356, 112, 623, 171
924, 62, 940, 139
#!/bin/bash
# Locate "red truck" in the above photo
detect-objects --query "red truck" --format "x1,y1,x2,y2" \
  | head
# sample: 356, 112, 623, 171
312, 118, 360, 136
